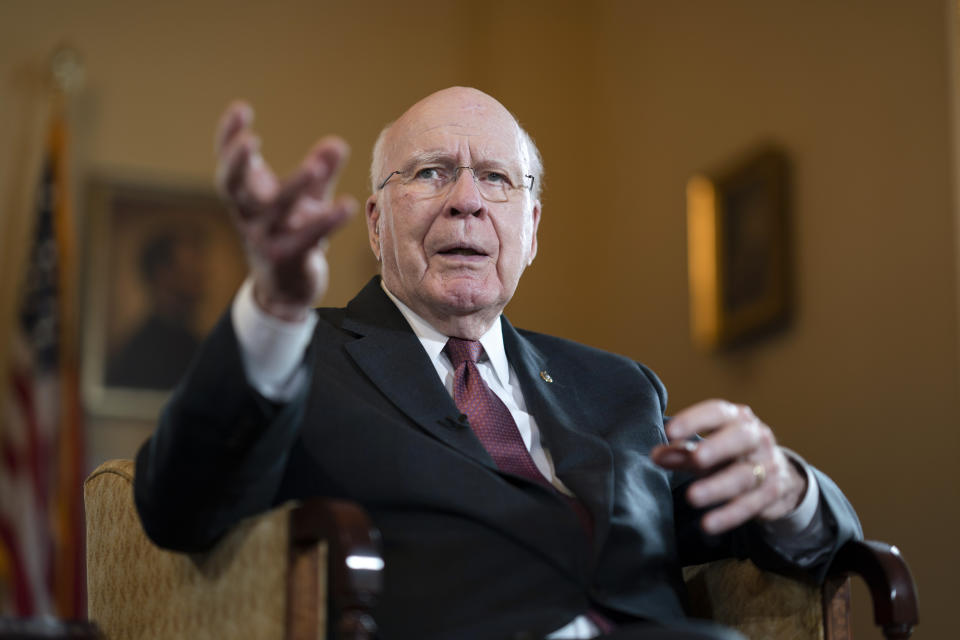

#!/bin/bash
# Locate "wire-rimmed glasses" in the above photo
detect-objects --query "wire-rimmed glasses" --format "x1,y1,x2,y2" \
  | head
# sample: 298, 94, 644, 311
377, 163, 535, 203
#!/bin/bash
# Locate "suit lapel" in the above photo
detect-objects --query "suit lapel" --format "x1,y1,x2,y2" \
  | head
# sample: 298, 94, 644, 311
341, 278, 496, 471
501, 319, 616, 555
336, 280, 593, 580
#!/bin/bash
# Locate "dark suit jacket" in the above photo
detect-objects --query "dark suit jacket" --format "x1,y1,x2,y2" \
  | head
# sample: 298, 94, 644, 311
135, 277, 862, 640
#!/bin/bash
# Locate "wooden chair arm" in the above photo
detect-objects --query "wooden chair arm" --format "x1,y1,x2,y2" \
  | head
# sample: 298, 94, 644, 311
288, 498, 383, 640
827, 540, 919, 640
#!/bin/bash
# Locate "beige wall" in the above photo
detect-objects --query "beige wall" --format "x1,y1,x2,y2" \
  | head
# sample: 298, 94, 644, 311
1, 1, 956, 637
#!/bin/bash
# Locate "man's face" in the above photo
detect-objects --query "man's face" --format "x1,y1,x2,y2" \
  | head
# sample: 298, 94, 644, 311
365, 88, 541, 334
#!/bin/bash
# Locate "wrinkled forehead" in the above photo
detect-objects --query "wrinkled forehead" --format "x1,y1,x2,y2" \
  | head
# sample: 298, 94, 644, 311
385, 96, 529, 170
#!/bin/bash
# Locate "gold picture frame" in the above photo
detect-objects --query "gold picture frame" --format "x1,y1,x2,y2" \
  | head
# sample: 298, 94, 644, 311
82, 178, 247, 420
686, 146, 792, 352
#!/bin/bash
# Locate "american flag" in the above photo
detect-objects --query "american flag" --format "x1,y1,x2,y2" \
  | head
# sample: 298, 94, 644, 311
0, 111, 86, 618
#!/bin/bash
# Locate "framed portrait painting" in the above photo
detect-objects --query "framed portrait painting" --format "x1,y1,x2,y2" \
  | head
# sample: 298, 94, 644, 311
82, 179, 247, 420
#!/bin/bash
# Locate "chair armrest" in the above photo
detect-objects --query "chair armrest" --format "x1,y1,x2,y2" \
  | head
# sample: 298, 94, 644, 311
289, 498, 383, 640
827, 540, 918, 640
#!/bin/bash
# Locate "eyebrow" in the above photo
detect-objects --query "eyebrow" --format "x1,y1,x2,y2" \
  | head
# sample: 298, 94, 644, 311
400, 150, 521, 174
400, 150, 453, 171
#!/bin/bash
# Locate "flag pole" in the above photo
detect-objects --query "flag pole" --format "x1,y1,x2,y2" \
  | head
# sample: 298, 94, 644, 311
47, 45, 87, 619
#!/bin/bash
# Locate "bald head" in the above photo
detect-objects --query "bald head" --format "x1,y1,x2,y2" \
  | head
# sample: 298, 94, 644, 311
363, 86, 543, 339
370, 87, 543, 200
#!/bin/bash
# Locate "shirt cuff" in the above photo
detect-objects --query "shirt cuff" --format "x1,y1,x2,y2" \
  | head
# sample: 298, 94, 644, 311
760, 448, 821, 538
546, 615, 600, 639
230, 277, 316, 402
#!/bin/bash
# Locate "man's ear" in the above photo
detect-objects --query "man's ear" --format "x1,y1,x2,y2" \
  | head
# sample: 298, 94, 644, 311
365, 194, 382, 262
527, 199, 541, 265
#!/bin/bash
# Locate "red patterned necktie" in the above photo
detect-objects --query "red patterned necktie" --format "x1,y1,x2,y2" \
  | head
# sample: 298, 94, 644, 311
443, 338, 594, 534
443, 338, 612, 634
444, 338, 549, 482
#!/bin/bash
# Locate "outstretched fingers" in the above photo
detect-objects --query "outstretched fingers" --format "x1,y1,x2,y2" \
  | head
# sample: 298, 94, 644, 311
214, 100, 253, 156
302, 136, 351, 200
217, 133, 260, 200
215, 102, 282, 221
212, 100, 357, 316
263, 195, 358, 262
270, 136, 351, 228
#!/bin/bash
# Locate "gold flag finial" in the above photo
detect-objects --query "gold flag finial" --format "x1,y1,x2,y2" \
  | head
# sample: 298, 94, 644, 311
49, 45, 85, 95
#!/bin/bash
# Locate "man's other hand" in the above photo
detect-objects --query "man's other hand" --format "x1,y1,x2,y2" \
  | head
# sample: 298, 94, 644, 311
215, 101, 358, 321
651, 399, 807, 535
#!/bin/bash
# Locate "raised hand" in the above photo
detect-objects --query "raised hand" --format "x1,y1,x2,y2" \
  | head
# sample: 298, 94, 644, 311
215, 101, 357, 321
651, 399, 807, 535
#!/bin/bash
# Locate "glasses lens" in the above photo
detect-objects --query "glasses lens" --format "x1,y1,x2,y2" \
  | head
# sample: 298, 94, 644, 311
395, 166, 516, 202
476, 181, 508, 202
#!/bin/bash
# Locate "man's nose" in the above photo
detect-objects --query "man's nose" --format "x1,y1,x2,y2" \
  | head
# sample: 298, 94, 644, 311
446, 168, 484, 217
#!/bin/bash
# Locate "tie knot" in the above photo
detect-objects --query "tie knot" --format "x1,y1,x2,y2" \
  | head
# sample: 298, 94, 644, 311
444, 338, 483, 368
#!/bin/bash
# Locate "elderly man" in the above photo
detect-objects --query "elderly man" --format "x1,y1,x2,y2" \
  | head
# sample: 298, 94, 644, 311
134, 88, 861, 640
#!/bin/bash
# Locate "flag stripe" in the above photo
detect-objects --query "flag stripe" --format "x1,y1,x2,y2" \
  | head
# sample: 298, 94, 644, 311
1, 96, 85, 618
0, 518, 33, 613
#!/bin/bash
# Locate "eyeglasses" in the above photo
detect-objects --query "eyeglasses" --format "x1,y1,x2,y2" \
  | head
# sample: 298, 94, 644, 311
377, 164, 535, 203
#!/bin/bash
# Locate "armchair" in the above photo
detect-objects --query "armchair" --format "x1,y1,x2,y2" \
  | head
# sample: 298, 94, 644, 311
84, 459, 917, 639
84, 459, 381, 640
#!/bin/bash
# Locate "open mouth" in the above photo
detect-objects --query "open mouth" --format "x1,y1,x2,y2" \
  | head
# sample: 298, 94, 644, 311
437, 244, 488, 257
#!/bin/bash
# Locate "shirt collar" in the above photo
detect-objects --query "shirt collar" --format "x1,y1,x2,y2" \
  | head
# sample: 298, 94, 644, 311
380, 280, 510, 386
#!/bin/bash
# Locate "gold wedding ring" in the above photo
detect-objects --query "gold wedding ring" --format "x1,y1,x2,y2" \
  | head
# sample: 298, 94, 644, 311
751, 463, 766, 488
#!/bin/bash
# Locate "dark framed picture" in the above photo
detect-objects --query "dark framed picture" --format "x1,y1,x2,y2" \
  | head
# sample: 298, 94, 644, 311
685, 146, 792, 351
82, 179, 247, 419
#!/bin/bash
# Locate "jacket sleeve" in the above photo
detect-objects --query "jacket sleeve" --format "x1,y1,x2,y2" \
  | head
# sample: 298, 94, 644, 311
672, 460, 863, 584
133, 312, 312, 552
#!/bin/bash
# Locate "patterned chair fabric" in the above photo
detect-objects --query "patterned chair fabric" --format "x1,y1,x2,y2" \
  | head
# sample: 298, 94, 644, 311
84, 459, 327, 640
684, 560, 824, 640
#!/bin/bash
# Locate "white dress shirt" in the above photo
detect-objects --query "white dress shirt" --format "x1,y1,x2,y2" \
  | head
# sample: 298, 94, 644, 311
230, 278, 821, 639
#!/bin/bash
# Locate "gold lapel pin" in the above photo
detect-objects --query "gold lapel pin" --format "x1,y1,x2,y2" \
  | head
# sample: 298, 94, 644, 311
539, 370, 553, 383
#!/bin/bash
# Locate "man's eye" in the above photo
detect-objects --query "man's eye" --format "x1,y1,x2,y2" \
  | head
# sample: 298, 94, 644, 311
413, 167, 442, 180
482, 171, 511, 186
